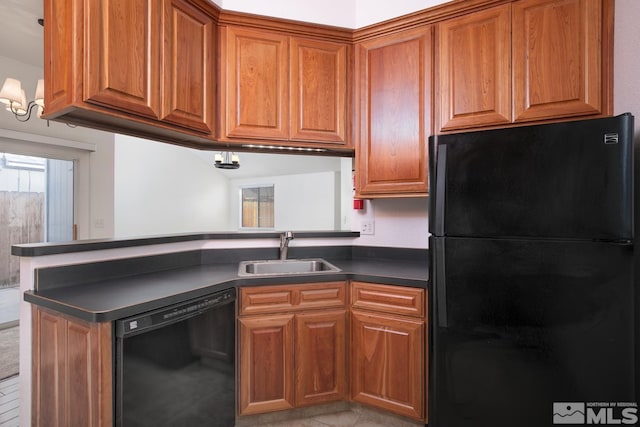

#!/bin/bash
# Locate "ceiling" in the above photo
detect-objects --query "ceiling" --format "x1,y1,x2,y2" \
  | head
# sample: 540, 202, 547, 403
0, 0, 43, 67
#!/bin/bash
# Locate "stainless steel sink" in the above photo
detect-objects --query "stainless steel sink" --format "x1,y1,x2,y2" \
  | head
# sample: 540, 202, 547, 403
238, 258, 341, 276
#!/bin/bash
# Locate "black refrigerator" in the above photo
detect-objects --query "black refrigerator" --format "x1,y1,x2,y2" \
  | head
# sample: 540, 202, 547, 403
429, 113, 638, 427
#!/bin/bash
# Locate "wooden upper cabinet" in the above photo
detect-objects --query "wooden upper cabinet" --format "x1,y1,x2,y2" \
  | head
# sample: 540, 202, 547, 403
290, 38, 347, 143
161, 0, 215, 133
437, 0, 611, 132
85, 0, 161, 119
220, 26, 349, 146
355, 26, 432, 198
437, 4, 512, 131
44, 0, 611, 148
221, 26, 289, 140
512, 0, 604, 122
45, 0, 217, 141
43, 0, 75, 115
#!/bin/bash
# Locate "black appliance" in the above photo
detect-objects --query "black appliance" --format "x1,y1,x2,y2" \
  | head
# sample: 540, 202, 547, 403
115, 288, 236, 427
429, 113, 638, 426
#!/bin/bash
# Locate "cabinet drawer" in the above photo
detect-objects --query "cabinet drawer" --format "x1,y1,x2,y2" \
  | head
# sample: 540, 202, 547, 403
297, 282, 346, 310
351, 282, 425, 318
240, 282, 347, 315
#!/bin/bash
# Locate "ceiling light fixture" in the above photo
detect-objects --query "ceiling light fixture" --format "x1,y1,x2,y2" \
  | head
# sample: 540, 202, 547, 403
0, 77, 45, 122
214, 152, 240, 169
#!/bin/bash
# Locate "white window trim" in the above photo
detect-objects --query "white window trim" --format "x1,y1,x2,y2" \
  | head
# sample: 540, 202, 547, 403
238, 183, 275, 231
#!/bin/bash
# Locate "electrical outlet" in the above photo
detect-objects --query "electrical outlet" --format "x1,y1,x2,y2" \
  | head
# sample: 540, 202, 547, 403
361, 220, 375, 235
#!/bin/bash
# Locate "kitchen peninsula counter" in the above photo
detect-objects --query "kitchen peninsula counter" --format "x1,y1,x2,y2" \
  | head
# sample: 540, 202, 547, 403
15, 234, 428, 323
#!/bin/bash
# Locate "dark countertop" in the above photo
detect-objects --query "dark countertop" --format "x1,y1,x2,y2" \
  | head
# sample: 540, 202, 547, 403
24, 246, 429, 323
11, 231, 360, 257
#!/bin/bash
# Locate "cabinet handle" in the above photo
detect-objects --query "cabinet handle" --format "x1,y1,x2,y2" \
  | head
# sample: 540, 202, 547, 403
434, 144, 447, 237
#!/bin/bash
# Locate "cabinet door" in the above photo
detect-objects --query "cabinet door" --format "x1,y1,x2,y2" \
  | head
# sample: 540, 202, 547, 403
238, 314, 295, 415
222, 26, 289, 140
351, 310, 424, 421
295, 310, 347, 406
43, 0, 77, 115
512, 0, 604, 122
161, 0, 215, 133
32, 307, 112, 427
437, 4, 511, 131
356, 26, 432, 197
85, 0, 161, 119
290, 38, 348, 144
32, 308, 66, 426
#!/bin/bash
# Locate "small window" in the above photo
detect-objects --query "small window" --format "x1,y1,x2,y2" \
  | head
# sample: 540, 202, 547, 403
241, 185, 274, 229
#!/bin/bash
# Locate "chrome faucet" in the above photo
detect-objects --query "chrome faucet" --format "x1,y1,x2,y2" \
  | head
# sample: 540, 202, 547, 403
279, 231, 294, 260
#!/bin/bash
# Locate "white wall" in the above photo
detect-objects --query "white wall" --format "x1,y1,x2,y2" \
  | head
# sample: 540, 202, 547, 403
212, 0, 356, 28
614, 0, 640, 131
113, 135, 231, 237
353, 198, 429, 248
354, 0, 448, 28
211, 0, 445, 28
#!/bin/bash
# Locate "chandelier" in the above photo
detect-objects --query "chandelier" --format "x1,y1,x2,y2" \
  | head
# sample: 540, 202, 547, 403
0, 78, 45, 122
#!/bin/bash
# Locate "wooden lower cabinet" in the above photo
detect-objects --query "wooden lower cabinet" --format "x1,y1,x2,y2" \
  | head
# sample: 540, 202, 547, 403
32, 306, 112, 427
351, 310, 425, 420
238, 281, 428, 423
30, 280, 426, 425
350, 281, 427, 422
237, 282, 348, 416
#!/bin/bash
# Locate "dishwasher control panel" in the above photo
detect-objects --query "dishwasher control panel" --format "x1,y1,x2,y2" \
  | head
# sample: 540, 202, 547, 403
116, 288, 236, 337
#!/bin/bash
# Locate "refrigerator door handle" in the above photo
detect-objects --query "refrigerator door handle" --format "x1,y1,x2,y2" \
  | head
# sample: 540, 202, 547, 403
434, 145, 447, 236
434, 238, 448, 327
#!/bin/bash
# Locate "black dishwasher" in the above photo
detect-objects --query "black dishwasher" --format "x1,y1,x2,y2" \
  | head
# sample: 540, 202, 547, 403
115, 288, 236, 427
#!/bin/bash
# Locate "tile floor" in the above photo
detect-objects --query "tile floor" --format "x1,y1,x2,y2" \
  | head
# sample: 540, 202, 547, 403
0, 288, 20, 427
0, 376, 424, 427
0, 376, 19, 427
237, 402, 425, 427
249, 406, 425, 427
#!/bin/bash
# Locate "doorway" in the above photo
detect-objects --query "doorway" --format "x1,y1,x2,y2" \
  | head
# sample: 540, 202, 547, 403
0, 152, 74, 382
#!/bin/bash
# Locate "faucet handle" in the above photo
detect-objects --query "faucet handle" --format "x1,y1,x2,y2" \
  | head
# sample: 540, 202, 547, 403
283, 231, 294, 240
